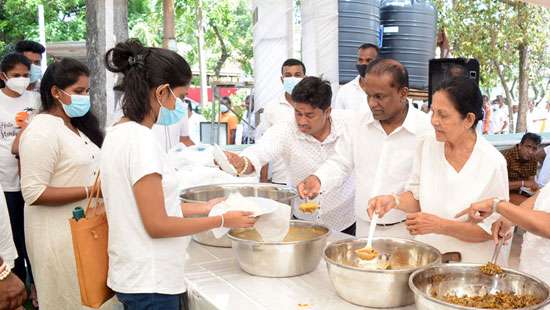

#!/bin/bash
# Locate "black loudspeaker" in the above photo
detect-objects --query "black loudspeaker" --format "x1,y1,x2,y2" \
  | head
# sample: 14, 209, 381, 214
428, 58, 480, 107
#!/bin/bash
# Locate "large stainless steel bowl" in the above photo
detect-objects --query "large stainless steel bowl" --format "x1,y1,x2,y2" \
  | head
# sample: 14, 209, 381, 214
180, 183, 298, 247
227, 220, 330, 277
410, 263, 550, 310
324, 238, 441, 308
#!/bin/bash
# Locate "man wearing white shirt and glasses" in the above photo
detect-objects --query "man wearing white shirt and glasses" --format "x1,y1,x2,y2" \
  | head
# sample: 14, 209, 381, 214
299, 59, 432, 239
333, 43, 379, 112
224, 77, 356, 235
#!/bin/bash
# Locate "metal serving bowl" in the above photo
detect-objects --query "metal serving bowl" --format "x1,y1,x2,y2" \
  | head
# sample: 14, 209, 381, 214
324, 238, 441, 308
180, 183, 298, 247
410, 263, 550, 310
227, 220, 330, 277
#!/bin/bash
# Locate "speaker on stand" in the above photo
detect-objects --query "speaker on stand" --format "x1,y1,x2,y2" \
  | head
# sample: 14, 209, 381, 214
428, 58, 480, 108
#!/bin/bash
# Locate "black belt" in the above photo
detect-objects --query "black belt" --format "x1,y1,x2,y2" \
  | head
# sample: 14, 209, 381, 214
376, 219, 406, 227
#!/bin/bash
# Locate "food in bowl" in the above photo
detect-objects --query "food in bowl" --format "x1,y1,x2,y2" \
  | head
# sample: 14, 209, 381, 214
355, 247, 379, 260
299, 201, 319, 213
231, 225, 326, 242
479, 262, 503, 275
437, 292, 541, 309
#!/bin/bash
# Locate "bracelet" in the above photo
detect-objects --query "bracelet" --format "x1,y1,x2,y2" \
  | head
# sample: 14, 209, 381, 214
238, 157, 249, 177
219, 214, 225, 228
0, 262, 10, 281
84, 186, 89, 199
392, 193, 400, 208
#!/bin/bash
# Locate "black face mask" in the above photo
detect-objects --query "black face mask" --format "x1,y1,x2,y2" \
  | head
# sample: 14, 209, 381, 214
356, 64, 368, 78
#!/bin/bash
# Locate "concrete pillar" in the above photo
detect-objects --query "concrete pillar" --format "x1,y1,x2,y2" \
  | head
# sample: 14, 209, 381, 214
86, 0, 128, 129
301, 0, 339, 99
252, 0, 294, 114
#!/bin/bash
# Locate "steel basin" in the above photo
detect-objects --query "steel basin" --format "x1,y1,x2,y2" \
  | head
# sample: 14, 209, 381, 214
228, 220, 330, 277
324, 237, 441, 308
410, 263, 550, 310
180, 183, 298, 247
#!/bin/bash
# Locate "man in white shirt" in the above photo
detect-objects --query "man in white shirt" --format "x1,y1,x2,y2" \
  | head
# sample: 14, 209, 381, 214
491, 98, 509, 134
298, 59, 433, 239
223, 77, 356, 234
241, 95, 256, 144
152, 109, 194, 153
15, 40, 45, 91
255, 59, 306, 184
333, 43, 379, 112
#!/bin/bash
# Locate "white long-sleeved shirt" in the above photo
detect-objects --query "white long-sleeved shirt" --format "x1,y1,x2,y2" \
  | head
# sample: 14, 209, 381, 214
254, 93, 294, 184
333, 75, 370, 112
315, 105, 433, 224
242, 110, 356, 231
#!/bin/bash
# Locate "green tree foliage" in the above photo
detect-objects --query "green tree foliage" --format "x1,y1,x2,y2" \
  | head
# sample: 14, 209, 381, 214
0, 0, 86, 56
0, 0, 253, 77
433, 0, 550, 132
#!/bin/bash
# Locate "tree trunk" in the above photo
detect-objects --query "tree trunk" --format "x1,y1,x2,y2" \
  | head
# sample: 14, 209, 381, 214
210, 20, 229, 78
162, 0, 176, 50
516, 1, 530, 133
517, 44, 529, 132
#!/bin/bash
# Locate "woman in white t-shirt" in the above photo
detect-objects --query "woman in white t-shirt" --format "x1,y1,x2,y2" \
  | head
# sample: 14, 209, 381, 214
458, 185, 550, 283
102, 39, 255, 310
0, 52, 40, 305
369, 77, 509, 264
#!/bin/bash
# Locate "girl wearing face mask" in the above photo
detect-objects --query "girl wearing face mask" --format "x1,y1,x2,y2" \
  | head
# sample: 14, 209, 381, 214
18, 58, 111, 309
101, 39, 255, 310
0, 52, 41, 305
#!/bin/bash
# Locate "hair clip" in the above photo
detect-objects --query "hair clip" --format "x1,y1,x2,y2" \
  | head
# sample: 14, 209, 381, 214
128, 54, 145, 67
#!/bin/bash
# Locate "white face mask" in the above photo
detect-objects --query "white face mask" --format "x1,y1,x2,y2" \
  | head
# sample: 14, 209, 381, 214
3, 73, 30, 95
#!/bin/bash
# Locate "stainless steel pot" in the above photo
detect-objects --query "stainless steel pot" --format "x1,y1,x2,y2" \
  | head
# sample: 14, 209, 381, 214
409, 263, 550, 310
324, 237, 441, 308
180, 183, 298, 247
227, 220, 330, 277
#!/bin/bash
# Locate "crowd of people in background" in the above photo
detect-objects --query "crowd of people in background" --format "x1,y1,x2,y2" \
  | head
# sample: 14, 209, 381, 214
0, 36, 549, 310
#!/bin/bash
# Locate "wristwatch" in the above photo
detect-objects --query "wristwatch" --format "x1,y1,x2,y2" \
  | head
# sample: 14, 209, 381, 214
491, 198, 503, 214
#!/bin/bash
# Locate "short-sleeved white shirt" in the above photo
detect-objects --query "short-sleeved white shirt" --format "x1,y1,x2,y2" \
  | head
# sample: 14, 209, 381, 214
100, 121, 189, 294
152, 110, 190, 153
333, 75, 370, 112
0, 90, 40, 191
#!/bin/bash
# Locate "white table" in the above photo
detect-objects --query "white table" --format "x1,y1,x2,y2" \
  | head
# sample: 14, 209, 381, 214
184, 232, 415, 310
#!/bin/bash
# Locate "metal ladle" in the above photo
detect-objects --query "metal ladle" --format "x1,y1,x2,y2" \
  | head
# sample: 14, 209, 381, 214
487, 238, 504, 293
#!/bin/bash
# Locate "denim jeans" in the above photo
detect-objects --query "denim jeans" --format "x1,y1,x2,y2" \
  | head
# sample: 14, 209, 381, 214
116, 292, 186, 310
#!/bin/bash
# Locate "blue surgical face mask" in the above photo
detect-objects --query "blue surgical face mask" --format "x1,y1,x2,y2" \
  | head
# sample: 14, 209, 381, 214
220, 104, 229, 113
30, 64, 42, 83
283, 77, 303, 94
60, 90, 91, 118
156, 87, 186, 126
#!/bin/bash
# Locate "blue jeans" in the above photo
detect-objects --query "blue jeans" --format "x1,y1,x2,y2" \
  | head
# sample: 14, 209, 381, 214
116, 292, 185, 310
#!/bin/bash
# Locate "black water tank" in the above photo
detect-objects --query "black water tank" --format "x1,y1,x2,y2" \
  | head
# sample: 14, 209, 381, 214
338, 0, 380, 84
380, 0, 437, 90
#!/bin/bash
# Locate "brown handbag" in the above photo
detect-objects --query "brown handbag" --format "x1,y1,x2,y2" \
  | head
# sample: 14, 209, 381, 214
69, 173, 114, 308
